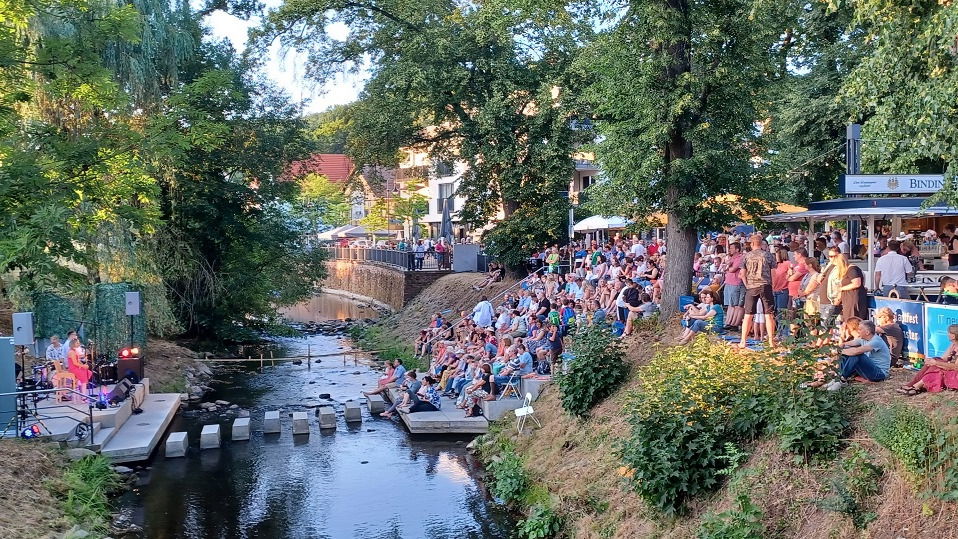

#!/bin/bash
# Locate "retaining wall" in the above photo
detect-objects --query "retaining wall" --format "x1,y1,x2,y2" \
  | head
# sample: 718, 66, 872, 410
323, 259, 447, 311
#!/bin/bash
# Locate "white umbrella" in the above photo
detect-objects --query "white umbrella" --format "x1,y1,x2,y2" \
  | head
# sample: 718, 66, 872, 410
318, 224, 354, 241
573, 215, 631, 232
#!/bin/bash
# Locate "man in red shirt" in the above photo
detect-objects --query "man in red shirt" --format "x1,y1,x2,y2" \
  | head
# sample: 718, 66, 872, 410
722, 242, 745, 329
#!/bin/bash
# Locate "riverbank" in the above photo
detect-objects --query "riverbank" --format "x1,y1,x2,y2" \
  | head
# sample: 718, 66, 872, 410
0, 440, 123, 538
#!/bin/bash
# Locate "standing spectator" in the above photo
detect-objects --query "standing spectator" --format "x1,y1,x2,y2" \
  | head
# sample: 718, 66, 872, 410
739, 234, 777, 349
874, 239, 913, 296
471, 296, 495, 328
414, 240, 426, 270
722, 242, 745, 330
771, 247, 792, 311
831, 248, 868, 321
945, 224, 958, 271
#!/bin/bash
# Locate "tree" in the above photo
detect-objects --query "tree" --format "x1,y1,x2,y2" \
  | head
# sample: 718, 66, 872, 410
841, 0, 958, 204
304, 103, 353, 154
296, 173, 351, 231
392, 178, 428, 236
582, 0, 792, 317
252, 0, 593, 269
359, 199, 389, 238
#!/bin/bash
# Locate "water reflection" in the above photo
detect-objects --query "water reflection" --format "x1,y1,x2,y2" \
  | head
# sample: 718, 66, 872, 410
280, 293, 381, 323
121, 297, 512, 539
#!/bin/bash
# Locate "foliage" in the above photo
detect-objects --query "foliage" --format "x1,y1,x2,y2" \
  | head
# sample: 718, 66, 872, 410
253, 0, 592, 270
841, 0, 958, 203
620, 338, 851, 515
556, 325, 628, 418
350, 323, 425, 372
579, 0, 795, 316
304, 103, 353, 154
359, 199, 390, 237
774, 382, 856, 460
295, 173, 351, 230
866, 403, 934, 477
697, 494, 764, 539
928, 414, 958, 501
517, 503, 564, 539
486, 442, 529, 505
56, 455, 123, 533
817, 445, 882, 529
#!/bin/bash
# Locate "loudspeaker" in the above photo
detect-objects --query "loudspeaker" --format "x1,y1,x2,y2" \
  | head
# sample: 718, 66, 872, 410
12, 312, 35, 346
125, 292, 141, 316
118, 357, 143, 381
107, 378, 134, 404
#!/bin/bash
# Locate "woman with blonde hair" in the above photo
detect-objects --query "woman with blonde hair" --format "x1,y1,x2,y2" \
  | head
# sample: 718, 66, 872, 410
898, 324, 958, 395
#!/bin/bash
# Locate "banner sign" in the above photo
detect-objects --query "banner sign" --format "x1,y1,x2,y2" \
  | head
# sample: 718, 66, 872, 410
842, 174, 945, 195
923, 303, 958, 358
872, 298, 925, 358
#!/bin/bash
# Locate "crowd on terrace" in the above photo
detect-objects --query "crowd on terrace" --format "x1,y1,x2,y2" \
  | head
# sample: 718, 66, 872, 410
364, 225, 958, 419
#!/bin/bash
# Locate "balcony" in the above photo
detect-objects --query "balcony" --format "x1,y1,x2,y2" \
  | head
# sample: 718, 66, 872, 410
574, 159, 598, 170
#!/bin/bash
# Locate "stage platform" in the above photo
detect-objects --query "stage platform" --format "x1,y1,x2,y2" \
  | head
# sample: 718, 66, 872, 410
385, 388, 488, 434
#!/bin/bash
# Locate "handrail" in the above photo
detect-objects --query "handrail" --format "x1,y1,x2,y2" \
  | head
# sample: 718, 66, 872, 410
419, 265, 547, 353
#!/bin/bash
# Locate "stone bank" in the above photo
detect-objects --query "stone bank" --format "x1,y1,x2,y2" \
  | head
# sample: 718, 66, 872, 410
323, 259, 448, 310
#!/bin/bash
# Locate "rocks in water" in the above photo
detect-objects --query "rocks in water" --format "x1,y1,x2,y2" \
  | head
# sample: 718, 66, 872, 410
291, 359, 303, 365
229, 404, 239, 409
238, 409, 250, 418
319, 393, 331, 399
351, 371, 361, 375
112, 465, 134, 474
308, 381, 316, 385
215, 399, 230, 406
360, 461, 369, 464
315, 359, 322, 363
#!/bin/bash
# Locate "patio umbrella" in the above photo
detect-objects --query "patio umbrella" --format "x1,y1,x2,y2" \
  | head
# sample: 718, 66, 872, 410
412, 213, 420, 242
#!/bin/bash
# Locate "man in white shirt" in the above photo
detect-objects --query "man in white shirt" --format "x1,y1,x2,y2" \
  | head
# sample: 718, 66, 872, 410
874, 239, 914, 296
45, 335, 66, 362
471, 296, 495, 328
630, 239, 647, 258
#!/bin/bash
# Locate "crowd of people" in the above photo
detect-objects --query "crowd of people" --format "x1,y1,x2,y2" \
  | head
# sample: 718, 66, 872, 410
366, 225, 958, 419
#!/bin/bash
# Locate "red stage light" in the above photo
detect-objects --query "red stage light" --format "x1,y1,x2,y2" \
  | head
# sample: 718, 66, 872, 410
120, 348, 131, 358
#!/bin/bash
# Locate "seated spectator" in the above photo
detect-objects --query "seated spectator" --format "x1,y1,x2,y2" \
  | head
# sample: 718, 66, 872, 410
403, 376, 442, 413
381, 370, 421, 418
363, 359, 405, 396
874, 306, 905, 368
492, 343, 533, 395
678, 290, 725, 344
940, 277, 958, 305
898, 324, 958, 395
838, 320, 891, 382
460, 364, 493, 417
473, 263, 504, 290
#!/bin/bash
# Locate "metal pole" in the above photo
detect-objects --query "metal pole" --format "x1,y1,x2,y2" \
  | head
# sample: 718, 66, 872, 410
307, 344, 311, 371
867, 215, 876, 290
88, 404, 95, 445
270, 350, 274, 367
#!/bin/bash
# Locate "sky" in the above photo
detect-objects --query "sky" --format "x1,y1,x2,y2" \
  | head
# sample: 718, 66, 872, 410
203, 5, 364, 114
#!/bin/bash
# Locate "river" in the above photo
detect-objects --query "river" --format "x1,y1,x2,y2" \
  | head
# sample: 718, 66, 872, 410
118, 293, 515, 538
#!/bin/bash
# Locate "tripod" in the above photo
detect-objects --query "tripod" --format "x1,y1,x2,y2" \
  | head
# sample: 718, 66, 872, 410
0, 391, 51, 440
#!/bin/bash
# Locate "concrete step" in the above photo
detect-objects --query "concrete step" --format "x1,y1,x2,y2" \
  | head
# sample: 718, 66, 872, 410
84, 426, 116, 452
480, 398, 524, 421
100, 393, 180, 463
397, 397, 487, 434
520, 378, 550, 401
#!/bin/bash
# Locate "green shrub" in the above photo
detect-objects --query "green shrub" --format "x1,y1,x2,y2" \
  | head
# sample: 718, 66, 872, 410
817, 445, 883, 529
516, 503, 564, 539
927, 414, 958, 501
774, 385, 855, 460
58, 455, 123, 532
697, 493, 763, 539
620, 338, 849, 514
556, 325, 628, 417
867, 403, 934, 476
486, 444, 529, 504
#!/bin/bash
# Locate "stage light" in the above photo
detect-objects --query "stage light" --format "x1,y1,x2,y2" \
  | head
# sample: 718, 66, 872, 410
120, 348, 131, 358
20, 424, 41, 439
130, 347, 139, 356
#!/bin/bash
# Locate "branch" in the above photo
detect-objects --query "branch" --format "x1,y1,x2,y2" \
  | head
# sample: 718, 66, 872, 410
341, 1, 422, 32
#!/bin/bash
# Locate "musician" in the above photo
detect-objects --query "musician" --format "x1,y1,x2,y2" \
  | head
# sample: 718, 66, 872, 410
66, 339, 92, 394
45, 335, 66, 363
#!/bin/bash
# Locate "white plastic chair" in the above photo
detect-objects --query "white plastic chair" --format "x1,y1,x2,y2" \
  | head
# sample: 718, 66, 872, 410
514, 392, 541, 433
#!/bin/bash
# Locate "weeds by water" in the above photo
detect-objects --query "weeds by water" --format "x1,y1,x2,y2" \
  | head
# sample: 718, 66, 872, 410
348, 323, 426, 372
54, 455, 123, 534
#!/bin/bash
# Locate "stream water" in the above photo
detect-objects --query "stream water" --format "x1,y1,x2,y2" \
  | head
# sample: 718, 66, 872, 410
118, 294, 515, 538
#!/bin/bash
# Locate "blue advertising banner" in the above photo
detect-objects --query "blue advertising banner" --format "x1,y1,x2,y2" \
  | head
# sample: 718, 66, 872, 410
872, 298, 925, 358
923, 304, 958, 358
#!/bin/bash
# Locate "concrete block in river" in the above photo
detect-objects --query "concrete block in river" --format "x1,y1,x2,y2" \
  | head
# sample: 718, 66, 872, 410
200, 424, 220, 450
344, 401, 362, 423
366, 394, 385, 414
292, 412, 309, 435
232, 417, 251, 441
166, 431, 188, 458
318, 406, 336, 429
263, 410, 281, 434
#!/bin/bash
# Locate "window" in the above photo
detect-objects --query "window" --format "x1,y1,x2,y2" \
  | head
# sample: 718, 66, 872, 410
436, 160, 455, 177
438, 182, 455, 199
581, 175, 595, 189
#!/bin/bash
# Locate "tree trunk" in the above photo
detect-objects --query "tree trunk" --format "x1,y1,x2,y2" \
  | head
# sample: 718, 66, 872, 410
660, 213, 696, 319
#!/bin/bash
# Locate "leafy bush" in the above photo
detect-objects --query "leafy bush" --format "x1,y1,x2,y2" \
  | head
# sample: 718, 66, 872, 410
929, 416, 958, 501
517, 503, 564, 539
697, 493, 764, 539
620, 338, 850, 514
774, 385, 856, 459
556, 325, 628, 417
486, 444, 529, 504
867, 403, 934, 476
817, 445, 883, 529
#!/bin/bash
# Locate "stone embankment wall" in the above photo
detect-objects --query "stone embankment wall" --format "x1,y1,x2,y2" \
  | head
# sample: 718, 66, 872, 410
323, 259, 446, 311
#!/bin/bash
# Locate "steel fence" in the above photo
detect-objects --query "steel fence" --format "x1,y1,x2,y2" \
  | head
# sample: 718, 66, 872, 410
322, 246, 452, 271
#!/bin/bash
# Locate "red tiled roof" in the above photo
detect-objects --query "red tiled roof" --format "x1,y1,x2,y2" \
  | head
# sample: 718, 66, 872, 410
284, 153, 355, 183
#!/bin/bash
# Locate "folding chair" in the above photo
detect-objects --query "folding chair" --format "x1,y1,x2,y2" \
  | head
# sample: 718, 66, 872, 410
497, 372, 521, 400
515, 393, 541, 433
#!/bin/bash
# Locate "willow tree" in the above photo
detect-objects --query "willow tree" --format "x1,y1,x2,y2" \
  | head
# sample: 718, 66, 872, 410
582, 0, 791, 317
252, 0, 594, 268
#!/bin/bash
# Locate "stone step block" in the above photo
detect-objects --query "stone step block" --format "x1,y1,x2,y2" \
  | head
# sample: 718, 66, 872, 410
292, 412, 309, 435
200, 424, 220, 450
366, 394, 385, 414
232, 417, 251, 441
344, 401, 362, 423
166, 431, 188, 458
480, 398, 524, 421
520, 378, 550, 401
318, 406, 336, 429
263, 410, 281, 434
